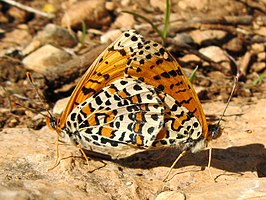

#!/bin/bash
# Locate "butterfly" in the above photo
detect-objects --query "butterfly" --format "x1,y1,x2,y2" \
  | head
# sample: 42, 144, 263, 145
47, 30, 223, 177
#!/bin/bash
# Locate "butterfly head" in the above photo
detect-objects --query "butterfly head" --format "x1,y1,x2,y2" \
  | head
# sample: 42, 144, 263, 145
207, 124, 224, 141
46, 115, 77, 147
46, 115, 64, 137
191, 124, 223, 153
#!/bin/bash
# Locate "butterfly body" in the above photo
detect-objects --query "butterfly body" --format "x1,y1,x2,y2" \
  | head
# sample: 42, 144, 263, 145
51, 30, 213, 157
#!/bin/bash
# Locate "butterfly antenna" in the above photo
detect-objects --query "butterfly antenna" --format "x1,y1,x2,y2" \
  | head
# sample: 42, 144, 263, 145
217, 75, 239, 127
13, 102, 51, 119
26, 72, 53, 119
216, 52, 240, 126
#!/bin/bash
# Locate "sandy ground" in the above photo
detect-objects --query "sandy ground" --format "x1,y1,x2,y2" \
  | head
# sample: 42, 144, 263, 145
0, 98, 265, 200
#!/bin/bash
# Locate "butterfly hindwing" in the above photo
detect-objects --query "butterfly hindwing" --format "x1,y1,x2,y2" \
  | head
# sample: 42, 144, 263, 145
64, 77, 165, 149
123, 35, 208, 137
59, 30, 144, 129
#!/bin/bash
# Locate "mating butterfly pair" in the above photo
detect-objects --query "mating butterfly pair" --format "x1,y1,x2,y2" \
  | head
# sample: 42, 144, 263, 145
48, 30, 222, 174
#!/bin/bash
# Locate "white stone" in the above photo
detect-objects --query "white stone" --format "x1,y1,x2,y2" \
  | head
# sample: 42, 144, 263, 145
254, 27, 266, 37
113, 13, 135, 29
23, 44, 72, 73
105, 2, 115, 11
100, 29, 122, 43
190, 30, 227, 45
61, 0, 109, 29
174, 33, 194, 45
252, 62, 266, 72
257, 52, 266, 62
180, 54, 201, 63
199, 46, 229, 62
52, 97, 70, 115
251, 43, 265, 53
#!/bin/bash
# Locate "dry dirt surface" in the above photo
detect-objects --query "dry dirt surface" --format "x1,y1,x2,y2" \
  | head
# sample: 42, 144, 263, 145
1, 0, 266, 199
0, 99, 266, 199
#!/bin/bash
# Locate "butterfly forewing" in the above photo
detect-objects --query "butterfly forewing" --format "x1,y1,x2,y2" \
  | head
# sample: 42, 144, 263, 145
59, 32, 142, 128
124, 39, 208, 137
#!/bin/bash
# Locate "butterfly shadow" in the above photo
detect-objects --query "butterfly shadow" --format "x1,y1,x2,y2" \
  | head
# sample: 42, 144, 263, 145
108, 143, 266, 177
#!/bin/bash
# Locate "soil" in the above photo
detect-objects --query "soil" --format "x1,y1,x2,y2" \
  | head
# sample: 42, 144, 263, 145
0, 0, 266, 199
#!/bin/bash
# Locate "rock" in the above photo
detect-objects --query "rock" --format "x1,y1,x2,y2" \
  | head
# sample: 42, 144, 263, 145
187, 179, 266, 200
174, 33, 194, 46
177, 1, 188, 10
251, 43, 265, 53
23, 44, 72, 73
22, 24, 77, 56
105, 1, 115, 11
113, 13, 136, 29
251, 62, 266, 73
257, 52, 266, 62
121, 0, 131, 7
2, 28, 32, 47
190, 30, 228, 46
7, 6, 31, 23
254, 27, 266, 37
223, 37, 244, 53
0, 186, 31, 200
199, 46, 230, 63
255, 15, 266, 26
100, 29, 122, 43
0, 12, 8, 23
155, 191, 185, 200
61, 0, 110, 29
178, 0, 208, 11
52, 97, 69, 115
179, 54, 201, 63
1, 98, 266, 199
8, 118, 18, 127
207, 71, 226, 80
0, 129, 111, 200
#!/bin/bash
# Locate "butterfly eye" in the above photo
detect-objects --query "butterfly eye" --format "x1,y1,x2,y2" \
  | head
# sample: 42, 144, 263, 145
46, 116, 57, 130
208, 124, 224, 140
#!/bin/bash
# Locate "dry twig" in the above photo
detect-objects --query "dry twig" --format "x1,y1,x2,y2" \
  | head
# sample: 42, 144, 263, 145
44, 44, 108, 89
1, 0, 55, 18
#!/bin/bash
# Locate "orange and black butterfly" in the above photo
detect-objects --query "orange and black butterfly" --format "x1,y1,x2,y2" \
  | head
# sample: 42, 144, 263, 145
47, 30, 222, 169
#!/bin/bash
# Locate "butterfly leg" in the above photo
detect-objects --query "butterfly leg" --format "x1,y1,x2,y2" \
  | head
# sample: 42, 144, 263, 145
163, 150, 187, 182
78, 145, 90, 165
48, 135, 61, 171
207, 147, 216, 182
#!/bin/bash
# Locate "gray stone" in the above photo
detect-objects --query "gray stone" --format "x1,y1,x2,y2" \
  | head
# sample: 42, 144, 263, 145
22, 24, 77, 55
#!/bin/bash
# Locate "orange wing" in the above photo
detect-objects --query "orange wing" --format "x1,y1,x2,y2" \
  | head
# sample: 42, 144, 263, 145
59, 34, 133, 129
126, 50, 208, 137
